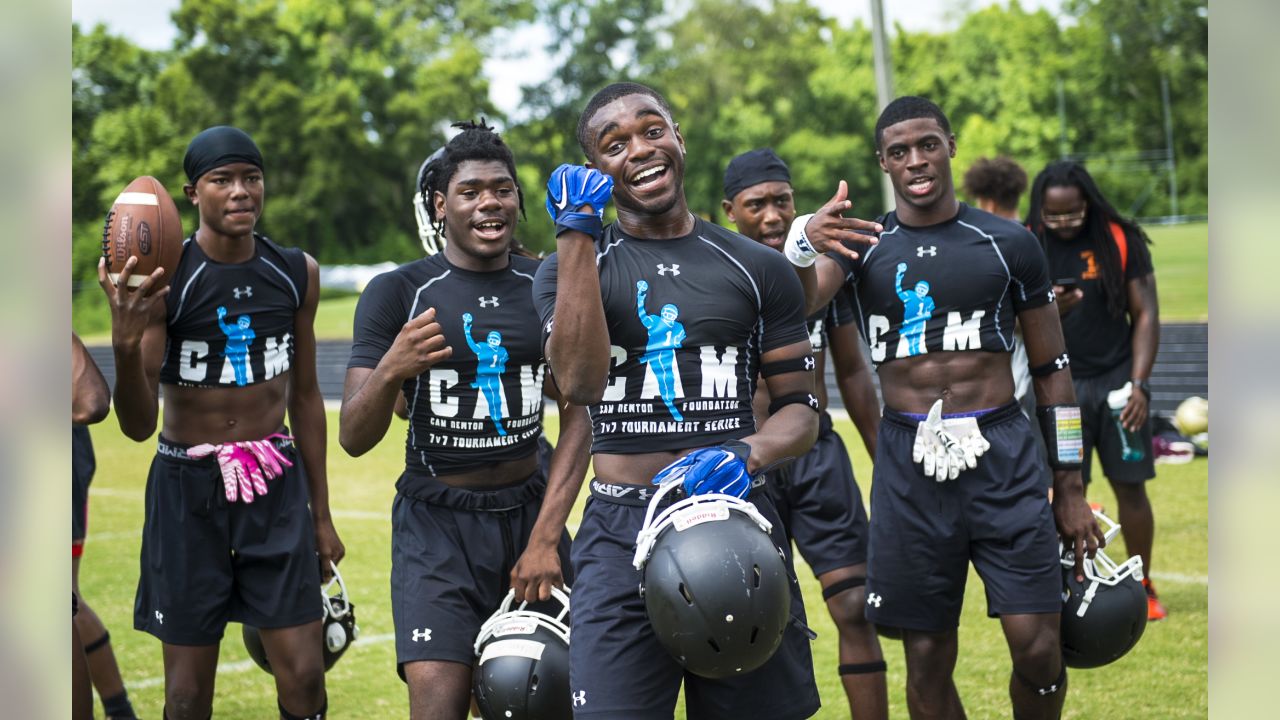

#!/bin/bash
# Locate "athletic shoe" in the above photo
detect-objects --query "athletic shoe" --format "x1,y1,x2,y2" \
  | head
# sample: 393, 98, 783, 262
1143, 578, 1167, 621
1154, 436, 1195, 465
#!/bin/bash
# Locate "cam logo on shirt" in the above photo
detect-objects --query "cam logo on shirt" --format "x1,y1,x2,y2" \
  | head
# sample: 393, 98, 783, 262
634, 279, 685, 421
461, 312, 510, 435
895, 262, 934, 357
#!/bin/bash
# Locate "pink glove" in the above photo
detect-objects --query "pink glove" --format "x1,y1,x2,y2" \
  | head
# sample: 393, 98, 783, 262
186, 436, 294, 503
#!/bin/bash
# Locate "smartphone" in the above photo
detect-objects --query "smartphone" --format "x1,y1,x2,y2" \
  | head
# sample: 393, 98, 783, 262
1055, 277, 1079, 291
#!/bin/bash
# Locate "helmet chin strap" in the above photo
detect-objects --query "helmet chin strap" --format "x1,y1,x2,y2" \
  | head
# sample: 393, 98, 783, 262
321, 560, 349, 620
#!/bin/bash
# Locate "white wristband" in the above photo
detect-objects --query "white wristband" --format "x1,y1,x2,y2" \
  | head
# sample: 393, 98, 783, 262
784, 213, 819, 267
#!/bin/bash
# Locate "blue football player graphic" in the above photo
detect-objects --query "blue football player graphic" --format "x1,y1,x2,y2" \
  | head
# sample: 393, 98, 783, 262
895, 262, 934, 356
216, 305, 255, 386
635, 279, 686, 421
462, 312, 509, 436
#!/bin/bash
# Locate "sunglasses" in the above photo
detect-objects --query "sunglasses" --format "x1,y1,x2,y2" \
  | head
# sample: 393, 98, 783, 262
1042, 208, 1087, 229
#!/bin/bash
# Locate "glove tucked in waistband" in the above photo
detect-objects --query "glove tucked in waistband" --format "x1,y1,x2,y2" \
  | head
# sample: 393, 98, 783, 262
186, 433, 294, 503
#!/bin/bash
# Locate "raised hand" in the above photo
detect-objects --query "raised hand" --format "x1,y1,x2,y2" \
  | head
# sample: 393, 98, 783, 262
788, 181, 883, 265
97, 256, 168, 348
546, 164, 614, 242
382, 307, 452, 382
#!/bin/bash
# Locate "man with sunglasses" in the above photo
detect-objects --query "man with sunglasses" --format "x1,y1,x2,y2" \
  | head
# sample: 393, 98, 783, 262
1026, 161, 1165, 622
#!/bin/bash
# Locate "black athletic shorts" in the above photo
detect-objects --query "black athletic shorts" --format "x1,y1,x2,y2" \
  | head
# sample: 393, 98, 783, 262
770, 411, 869, 576
1073, 360, 1156, 485
133, 435, 322, 645
391, 467, 572, 675
72, 425, 94, 555
567, 478, 821, 720
866, 403, 1061, 633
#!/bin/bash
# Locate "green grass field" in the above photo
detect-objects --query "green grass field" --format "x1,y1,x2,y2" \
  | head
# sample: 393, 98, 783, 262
70, 222, 1208, 341
78, 411, 1207, 718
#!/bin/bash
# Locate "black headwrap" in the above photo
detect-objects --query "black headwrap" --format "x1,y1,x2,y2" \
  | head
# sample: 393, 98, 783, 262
723, 148, 791, 201
183, 126, 265, 183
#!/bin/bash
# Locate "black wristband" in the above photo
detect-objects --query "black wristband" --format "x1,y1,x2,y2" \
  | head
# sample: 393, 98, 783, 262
1030, 352, 1070, 377
1133, 379, 1151, 400
554, 211, 603, 242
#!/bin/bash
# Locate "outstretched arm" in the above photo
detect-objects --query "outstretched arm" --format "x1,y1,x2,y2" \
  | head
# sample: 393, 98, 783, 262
462, 313, 484, 354
289, 255, 344, 580
785, 181, 882, 315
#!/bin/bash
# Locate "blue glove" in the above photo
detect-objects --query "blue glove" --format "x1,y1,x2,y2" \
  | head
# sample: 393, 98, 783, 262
545, 164, 614, 242
652, 441, 752, 499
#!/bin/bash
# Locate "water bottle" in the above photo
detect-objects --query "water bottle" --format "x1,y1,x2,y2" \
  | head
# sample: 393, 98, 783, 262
1106, 382, 1145, 462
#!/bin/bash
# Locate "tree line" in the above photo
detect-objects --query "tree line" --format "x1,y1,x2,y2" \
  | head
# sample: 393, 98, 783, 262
73, 0, 1206, 288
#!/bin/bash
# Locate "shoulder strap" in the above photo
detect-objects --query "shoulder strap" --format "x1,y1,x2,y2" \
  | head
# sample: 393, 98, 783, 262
1108, 221, 1128, 274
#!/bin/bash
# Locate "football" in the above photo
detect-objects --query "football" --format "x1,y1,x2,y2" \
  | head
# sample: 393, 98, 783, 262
101, 176, 184, 289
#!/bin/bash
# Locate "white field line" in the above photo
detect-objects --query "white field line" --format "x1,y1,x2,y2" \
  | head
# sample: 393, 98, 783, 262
1151, 571, 1208, 586
131, 632, 397, 689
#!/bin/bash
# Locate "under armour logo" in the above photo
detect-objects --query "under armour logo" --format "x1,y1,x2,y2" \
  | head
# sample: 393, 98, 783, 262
1054, 354, 1069, 369
1038, 683, 1060, 696
867, 593, 883, 608
154, 610, 164, 624
233, 286, 253, 299
1048, 289, 1056, 302
808, 394, 819, 409
411, 628, 432, 642
917, 246, 937, 257
572, 691, 587, 707
637, 488, 651, 501
544, 319, 554, 335
479, 296, 500, 308
804, 356, 815, 371
657, 264, 680, 276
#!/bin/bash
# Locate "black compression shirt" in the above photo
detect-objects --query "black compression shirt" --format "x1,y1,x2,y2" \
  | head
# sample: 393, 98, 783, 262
833, 204, 1053, 366
534, 218, 809, 455
1043, 225, 1153, 378
159, 234, 308, 388
348, 254, 547, 475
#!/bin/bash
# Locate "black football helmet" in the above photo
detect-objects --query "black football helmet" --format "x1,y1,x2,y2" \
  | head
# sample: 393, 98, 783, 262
414, 147, 447, 255
632, 483, 792, 679
243, 561, 359, 674
1060, 510, 1147, 668
472, 586, 572, 720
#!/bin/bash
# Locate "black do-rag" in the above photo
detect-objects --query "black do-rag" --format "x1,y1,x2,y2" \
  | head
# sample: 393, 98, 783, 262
723, 148, 791, 201
184, 126, 264, 183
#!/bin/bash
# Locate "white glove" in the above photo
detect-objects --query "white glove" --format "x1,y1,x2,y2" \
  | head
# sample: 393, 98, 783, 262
911, 400, 990, 481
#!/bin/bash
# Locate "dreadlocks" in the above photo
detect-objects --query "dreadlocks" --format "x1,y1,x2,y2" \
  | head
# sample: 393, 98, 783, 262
417, 119, 526, 239
1026, 161, 1152, 319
